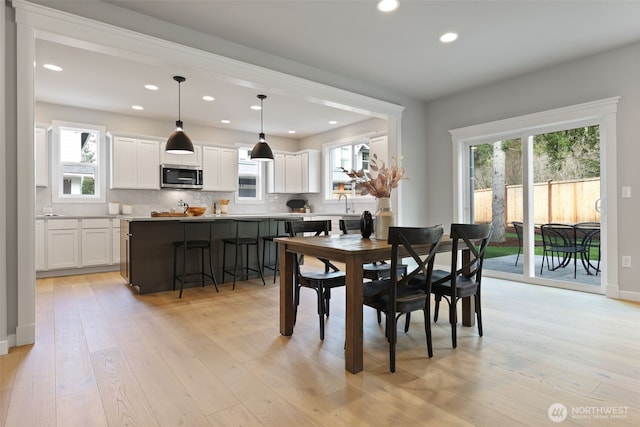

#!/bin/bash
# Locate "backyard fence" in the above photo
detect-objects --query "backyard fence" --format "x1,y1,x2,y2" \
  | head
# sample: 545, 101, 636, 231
474, 177, 601, 225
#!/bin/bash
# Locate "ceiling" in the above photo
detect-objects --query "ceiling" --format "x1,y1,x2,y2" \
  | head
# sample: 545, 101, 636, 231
34, 0, 640, 139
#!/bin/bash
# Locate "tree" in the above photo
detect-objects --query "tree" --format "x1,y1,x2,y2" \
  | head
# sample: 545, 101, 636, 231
491, 141, 506, 242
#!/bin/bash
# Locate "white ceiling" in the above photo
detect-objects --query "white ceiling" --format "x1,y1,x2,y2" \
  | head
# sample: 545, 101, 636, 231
34, 0, 640, 139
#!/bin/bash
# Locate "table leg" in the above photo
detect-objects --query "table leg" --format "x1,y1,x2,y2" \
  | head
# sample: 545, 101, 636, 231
279, 243, 294, 335
344, 257, 364, 374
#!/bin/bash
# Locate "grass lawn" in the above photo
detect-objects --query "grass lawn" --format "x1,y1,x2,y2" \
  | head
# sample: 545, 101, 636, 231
485, 231, 599, 260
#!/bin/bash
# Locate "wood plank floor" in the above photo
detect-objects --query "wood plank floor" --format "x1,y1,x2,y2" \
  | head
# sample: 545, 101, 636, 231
1, 270, 639, 426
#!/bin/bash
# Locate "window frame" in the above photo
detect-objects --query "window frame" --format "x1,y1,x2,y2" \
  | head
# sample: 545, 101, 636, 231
323, 138, 374, 201
51, 120, 106, 204
234, 144, 264, 204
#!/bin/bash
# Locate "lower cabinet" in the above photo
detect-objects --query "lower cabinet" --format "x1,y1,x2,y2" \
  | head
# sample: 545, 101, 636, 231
47, 219, 79, 270
37, 217, 121, 274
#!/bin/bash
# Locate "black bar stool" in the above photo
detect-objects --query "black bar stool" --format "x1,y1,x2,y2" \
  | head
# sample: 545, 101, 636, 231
222, 219, 266, 289
262, 217, 302, 283
172, 220, 218, 298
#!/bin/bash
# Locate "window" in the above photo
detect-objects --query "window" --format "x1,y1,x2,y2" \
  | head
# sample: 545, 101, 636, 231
325, 140, 370, 200
236, 146, 263, 202
51, 121, 106, 203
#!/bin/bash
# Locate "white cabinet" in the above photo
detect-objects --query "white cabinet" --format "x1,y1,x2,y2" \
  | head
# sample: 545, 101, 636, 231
35, 219, 46, 271
35, 126, 49, 187
46, 219, 79, 270
81, 218, 111, 267
110, 135, 160, 189
267, 150, 320, 193
202, 146, 238, 191
161, 142, 202, 167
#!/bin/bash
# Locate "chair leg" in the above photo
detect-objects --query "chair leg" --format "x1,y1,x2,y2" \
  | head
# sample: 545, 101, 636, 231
179, 244, 187, 299
404, 312, 411, 333
233, 241, 239, 290
255, 242, 266, 286
172, 245, 177, 291
389, 312, 398, 373
475, 292, 483, 337
434, 295, 441, 322
423, 305, 433, 358
208, 246, 219, 292
450, 299, 457, 348
317, 284, 325, 341
200, 247, 206, 287
222, 242, 228, 284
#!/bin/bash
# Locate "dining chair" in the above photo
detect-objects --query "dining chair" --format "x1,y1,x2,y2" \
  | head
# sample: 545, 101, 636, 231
287, 219, 346, 340
431, 223, 492, 348
539, 223, 586, 279
363, 225, 443, 372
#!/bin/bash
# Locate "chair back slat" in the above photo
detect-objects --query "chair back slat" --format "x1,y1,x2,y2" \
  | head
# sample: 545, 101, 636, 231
339, 219, 361, 235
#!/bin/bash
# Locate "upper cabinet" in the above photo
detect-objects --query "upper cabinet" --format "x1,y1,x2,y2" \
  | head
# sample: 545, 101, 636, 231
202, 146, 238, 191
110, 135, 161, 190
267, 149, 320, 193
161, 142, 202, 167
35, 125, 49, 187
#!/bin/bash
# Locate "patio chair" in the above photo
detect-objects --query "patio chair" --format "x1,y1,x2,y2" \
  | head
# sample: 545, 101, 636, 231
512, 221, 523, 265
575, 222, 601, 276
539, 223, 587, 279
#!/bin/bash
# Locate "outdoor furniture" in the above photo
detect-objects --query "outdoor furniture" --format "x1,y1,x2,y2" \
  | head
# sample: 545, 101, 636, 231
575, 222, 601, 275
539, 223, 587, 279
512, 221, 523, 265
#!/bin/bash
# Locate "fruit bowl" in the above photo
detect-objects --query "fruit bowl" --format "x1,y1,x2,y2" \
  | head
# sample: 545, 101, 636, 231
186, 206, 206, 216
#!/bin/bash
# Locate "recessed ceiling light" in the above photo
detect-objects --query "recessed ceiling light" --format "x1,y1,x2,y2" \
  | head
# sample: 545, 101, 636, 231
131, 105, 144, 110
220, 119, 230, 124
250, 105, 262, 110
202, 95, 215, 101
144, 84, 159, 90
329, 120, 338, 125
288, 130, 296, 134
440, 32, 458, 43
377, 0, 399, 12
43, 64, 63, 72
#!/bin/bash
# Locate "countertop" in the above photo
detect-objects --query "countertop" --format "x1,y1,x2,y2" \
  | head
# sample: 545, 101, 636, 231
124, 212, 361, 222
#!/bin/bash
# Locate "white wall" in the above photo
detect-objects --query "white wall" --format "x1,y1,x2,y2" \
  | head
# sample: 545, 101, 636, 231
422, 41, 640, 299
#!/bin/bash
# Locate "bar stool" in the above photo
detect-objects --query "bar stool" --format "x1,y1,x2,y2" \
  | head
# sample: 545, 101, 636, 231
222, 219, 266, 289
172, 220, 218, 298
262, 217, 302, 283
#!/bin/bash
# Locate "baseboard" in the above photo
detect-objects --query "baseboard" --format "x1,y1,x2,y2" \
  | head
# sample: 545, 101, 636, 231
36, 264, 119, 278
616, 288, 640, 302
0, 338, 9, 355
16, 324, 35, 346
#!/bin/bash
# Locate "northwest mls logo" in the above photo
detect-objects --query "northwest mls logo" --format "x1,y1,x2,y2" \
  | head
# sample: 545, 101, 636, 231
548, 403, 568, 422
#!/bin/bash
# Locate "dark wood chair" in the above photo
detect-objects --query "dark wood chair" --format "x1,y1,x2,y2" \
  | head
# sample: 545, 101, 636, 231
287, 220, 346, 340
431, 223, 492, 348
363, 225, 443, 372
540, 223, 586, 279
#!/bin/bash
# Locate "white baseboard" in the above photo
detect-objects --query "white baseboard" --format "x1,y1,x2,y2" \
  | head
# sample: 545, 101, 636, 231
16, 324, 35, 346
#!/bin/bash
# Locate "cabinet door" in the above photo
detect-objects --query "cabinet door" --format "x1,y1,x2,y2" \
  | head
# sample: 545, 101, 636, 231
111, 136, 138, 189
218, 148, 238, 191
137, 139, 160, 189
82, 228, 111, 266
35, 220, 46, 271
162, 143, 202, 167
267, 153, 286, 193
35, 126, 49, 187
285, 154, 302, 193
47, 229, 79, 269
202, 146, 221, 190
301, 150, 321, 193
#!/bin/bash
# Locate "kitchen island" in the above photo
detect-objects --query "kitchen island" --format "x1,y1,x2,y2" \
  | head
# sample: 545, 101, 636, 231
121, 213, 355, 294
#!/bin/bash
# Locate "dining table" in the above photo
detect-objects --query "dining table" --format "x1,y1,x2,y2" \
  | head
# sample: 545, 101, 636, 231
275, 233, 474, 374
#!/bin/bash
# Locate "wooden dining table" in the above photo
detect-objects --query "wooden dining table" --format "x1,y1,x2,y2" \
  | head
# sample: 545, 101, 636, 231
275, 233, 474, 374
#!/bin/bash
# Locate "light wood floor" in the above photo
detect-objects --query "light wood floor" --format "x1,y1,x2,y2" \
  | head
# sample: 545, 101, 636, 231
1, 270, 639, 426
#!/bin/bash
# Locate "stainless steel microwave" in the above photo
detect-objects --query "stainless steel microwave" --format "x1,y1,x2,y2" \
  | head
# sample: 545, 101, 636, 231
160, 165, 203, 189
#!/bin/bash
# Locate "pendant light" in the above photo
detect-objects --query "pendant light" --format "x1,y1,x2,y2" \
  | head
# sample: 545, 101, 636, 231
250, 94, 274, 161
166, 75, 194, 154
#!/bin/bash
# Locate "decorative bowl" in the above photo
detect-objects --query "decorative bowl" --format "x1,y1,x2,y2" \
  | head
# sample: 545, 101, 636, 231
186, 206, 206, 216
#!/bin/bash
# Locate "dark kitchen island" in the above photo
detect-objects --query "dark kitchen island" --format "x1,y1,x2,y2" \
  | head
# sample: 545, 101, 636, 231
120, 214, 301, 294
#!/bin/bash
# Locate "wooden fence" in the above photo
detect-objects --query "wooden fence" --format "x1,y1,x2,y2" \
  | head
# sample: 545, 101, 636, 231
474, 177, 601, 225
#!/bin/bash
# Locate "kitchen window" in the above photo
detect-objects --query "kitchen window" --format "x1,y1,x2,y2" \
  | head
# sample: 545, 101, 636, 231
324, 140, 371, 200
51, 121, 106, 203
236, 146, 263, 202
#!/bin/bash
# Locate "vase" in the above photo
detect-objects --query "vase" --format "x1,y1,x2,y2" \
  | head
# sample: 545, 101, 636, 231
375, 197, 395, 240
360, 210, 373, 238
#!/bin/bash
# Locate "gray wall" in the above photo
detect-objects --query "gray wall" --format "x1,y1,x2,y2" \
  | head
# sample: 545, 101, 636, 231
422, 40, 640, 297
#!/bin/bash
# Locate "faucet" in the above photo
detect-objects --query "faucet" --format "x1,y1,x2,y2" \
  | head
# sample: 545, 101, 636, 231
338, 194, 349, 213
